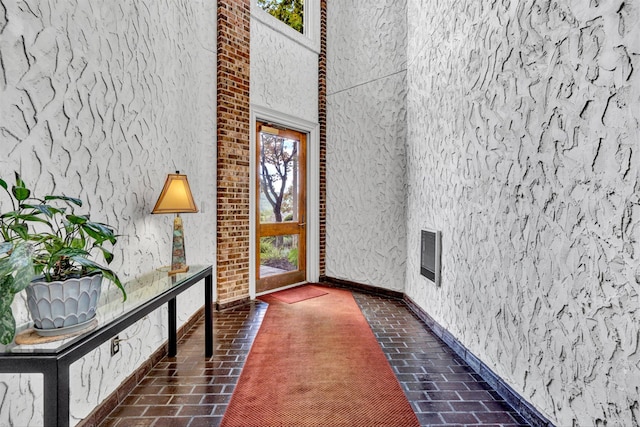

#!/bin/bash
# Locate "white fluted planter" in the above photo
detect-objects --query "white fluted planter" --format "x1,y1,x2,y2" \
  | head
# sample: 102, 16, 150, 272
25, 274, 102, 336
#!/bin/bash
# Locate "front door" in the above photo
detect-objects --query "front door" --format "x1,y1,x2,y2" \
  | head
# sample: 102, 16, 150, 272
256, 122, 307, 293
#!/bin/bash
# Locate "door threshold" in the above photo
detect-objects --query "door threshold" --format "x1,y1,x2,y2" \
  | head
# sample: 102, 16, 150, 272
256, 280, 309, 297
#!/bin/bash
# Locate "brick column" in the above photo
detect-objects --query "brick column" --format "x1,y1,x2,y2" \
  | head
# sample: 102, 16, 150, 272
217, 0, 251, 307
318, 0, 327, 277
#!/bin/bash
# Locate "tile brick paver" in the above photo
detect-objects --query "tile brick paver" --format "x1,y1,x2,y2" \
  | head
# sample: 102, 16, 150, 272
98, 301, 267, 427
353, 292, 529, 427
98, 289, 529, 427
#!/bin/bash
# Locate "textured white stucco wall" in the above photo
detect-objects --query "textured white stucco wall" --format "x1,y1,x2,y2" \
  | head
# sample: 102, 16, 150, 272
251, 5, 318, 124
0, 0, 216, 425
405, 1, 640, 426
326, 0, 408, 291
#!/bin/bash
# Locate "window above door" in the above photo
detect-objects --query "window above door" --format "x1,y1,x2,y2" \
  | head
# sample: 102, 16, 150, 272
257, 0, 304, 34
252, 0, 320, 53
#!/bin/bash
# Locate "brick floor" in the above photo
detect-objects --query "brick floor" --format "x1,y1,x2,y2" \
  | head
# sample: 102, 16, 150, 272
353, 292, 528, 427
98, 301, 267, 427
98, 288, 528, 427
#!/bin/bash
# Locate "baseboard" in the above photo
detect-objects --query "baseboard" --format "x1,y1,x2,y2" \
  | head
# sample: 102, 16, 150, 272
403, 295, 554, 427
77, 306, 206, 427
319, 275, 405, 300
216, 296, 251, 311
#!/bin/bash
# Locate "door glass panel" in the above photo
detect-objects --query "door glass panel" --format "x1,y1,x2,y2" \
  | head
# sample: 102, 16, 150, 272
259, 235, 299, 278
259, 132, 299, 224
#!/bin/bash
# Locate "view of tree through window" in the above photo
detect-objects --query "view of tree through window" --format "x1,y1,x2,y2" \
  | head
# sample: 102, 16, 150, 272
259, 133, 298, 224
259, 130, 300, 275
257, 0, 304, 33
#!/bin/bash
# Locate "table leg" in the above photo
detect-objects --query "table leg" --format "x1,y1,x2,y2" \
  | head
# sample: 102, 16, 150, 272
205, 273, 213, 357
42, 362, 60, 427
168, 298, 177, 357
56, 361, 70, 427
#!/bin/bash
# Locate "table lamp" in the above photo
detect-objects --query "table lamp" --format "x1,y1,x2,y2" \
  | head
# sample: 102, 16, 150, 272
152, 172, 198, 275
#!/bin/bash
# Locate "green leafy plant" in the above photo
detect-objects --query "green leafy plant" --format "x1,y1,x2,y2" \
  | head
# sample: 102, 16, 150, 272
260, 237, 280, 260
0, 173, 126, 344
287, 247, 298, 268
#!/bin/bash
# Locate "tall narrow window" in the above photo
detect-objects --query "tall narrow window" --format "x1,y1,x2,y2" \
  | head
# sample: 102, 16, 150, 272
257, 0, 304, 33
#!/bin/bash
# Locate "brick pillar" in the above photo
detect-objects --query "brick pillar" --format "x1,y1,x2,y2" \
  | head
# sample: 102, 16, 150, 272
217, 0, 251, 306
318, 0, 327, 277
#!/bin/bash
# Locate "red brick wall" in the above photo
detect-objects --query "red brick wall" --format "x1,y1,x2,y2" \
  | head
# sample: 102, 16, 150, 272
319, 0, 327, 277
217, 0, 251, 305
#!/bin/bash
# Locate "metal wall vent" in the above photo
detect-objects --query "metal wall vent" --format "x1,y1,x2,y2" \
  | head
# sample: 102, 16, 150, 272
420, 229, 441, 286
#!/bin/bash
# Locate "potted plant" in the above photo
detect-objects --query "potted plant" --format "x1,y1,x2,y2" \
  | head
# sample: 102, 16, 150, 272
0, 173, 127, 344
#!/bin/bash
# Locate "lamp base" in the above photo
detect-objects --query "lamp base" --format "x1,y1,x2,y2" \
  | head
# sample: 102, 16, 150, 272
169, 215, 189, 276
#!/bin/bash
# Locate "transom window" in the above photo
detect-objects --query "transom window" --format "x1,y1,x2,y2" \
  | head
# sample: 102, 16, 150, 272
257, 0, 304, 33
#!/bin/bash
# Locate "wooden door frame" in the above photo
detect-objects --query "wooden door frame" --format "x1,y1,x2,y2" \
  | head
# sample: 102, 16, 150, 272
249, 107, 320, 299
255, 122, 307, 293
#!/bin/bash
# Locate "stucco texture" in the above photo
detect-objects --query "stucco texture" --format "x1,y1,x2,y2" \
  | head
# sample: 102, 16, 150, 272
405, 0, 640, 425
326, 0, 408, 292
0, 0, 216, 425
251, 10, 318, 124
327, 0, 640, 425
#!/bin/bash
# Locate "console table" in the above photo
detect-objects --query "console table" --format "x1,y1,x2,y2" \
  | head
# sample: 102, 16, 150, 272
0, 265, 213, 427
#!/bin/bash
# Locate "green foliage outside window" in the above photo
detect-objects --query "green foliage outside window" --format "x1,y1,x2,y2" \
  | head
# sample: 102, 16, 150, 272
257, 0, 304, 33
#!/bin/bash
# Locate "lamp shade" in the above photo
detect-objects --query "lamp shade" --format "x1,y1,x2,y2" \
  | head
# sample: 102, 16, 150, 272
152, 173, 198, 214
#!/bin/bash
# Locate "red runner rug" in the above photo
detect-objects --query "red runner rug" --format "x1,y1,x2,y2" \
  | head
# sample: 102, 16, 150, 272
269, 284, 328, 304
220, 286, 420, 427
